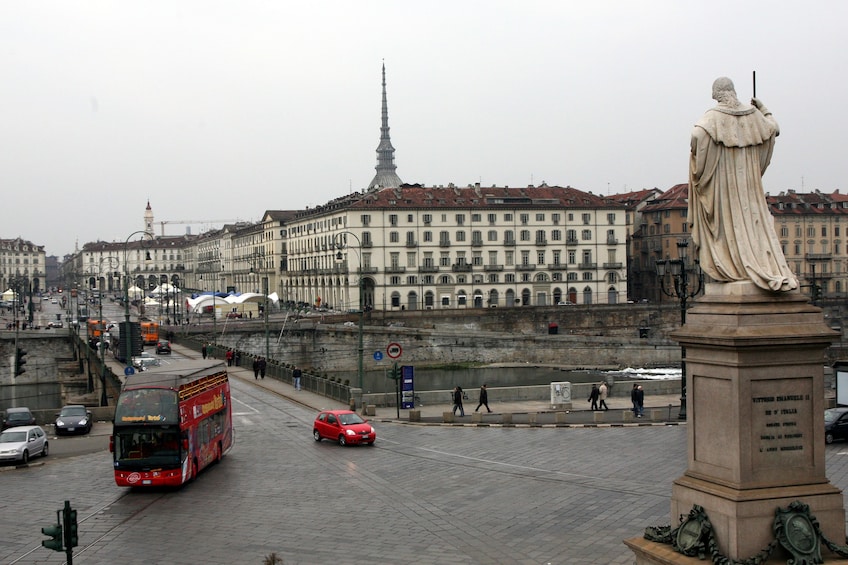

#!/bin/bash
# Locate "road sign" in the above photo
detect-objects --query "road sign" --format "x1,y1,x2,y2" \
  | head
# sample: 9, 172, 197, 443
373, 351, 383, 361
124, 366, 135, 376
387, 342, 402, 359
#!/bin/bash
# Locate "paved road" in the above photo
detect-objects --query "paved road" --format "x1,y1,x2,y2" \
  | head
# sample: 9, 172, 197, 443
4, 357, 848, 564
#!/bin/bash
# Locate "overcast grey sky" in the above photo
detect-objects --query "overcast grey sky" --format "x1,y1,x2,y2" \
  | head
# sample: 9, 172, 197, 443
2, 1, 846, 257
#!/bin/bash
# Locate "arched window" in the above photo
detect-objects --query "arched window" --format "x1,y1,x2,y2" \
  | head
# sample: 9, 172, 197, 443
607, 286, 618, 304
582, 286, 593, 305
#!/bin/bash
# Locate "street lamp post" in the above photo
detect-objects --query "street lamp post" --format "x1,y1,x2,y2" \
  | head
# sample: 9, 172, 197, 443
656, 239, 703, 420
333, 232, 365, 391
123, 231, 152, 378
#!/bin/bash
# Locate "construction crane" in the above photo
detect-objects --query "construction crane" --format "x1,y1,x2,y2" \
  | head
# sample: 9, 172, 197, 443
159, 219, 244, 236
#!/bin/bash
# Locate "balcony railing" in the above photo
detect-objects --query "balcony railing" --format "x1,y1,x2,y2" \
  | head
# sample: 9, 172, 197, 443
534, 239, 548, 246
439, 240, 451, 247
602, 262, 623, 269
516, 264, 536, 271
385, 266, 406, 274
566, 238, 579, 246
503, 239, 516, 246
578, 262, 597, 270
419, 265, 439, 273
471, 239, 484, 247
806, 253, 832, 261
358, 267, 378, 274
451, 264, 472, 272
547, 264, 568, 271
484, 264, 504, 271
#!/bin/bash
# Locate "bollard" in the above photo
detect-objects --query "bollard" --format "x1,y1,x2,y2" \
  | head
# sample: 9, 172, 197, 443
408, 410, 421, 422
555, 411, 568, 425
593, 411, 605, 423
471, 412, 482, 423
443, 411, 454, 423
622, 411, 634, 422
528, 413, 538, 425
365, 405, 376, 417
502, 413, 513, 425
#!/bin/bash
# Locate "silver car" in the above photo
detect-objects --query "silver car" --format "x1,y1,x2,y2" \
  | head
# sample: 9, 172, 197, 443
0, 425, 48, 464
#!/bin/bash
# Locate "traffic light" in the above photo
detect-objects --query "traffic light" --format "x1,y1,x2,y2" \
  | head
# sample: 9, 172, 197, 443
812, 284, 822, 302
64, 507, 79, 548
41, 519, 63, 552
14, 347, 27, 376
390, 363, 401, 380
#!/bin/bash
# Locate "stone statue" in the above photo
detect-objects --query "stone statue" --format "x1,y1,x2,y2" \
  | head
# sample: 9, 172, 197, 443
689, 77, 798, 292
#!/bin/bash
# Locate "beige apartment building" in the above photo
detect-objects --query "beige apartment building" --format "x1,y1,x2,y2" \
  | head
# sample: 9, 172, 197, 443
284, 183, 629, 311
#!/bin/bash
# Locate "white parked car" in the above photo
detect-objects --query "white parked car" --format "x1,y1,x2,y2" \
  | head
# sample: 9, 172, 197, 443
131, 351, 161, 371
0, 425, 48, 464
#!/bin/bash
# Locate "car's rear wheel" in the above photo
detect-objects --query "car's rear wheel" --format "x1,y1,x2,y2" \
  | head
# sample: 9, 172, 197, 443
21, 450, 29, 464
313, 429, 322, 442
42, 442, 49, 457
826, 432, 835, 444
367, 441, 375, 446
338, 435, 347, 446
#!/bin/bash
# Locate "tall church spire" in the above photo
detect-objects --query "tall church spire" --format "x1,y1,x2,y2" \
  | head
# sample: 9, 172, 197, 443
144, 200, 155, 238
368, 62, 403, 190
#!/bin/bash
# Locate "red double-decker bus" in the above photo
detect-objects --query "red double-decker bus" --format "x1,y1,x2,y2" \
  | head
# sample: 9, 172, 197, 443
111, 360, 234, 487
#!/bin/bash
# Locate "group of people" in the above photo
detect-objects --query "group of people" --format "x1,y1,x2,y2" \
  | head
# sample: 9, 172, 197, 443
587, 382, 610, 411
252, 357, 267, 379
224, 348, 241, 367
452, 384, 492, 417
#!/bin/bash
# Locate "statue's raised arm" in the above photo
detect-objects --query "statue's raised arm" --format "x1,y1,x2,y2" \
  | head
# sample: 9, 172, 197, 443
688, 77, 797, 292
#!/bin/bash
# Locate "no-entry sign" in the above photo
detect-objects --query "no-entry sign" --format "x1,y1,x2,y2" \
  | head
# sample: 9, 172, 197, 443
387, 342, 402, 359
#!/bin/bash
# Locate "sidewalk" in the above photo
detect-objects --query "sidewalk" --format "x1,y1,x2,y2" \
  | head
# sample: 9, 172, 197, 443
214, 347, 685, 426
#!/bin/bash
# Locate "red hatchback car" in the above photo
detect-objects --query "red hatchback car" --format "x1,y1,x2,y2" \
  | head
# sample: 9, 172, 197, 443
313, 410, 376, 446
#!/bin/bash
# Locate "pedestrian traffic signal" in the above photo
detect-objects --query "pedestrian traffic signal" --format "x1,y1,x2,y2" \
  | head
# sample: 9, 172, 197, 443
64, 507, 79, 548
41, 521, 63, 552
14, 347, 27, 376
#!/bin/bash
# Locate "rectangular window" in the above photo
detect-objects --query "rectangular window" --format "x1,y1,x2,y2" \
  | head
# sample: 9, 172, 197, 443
407, 214, 414, 223
424, 231, 432, 242
504, 213, 513, 222
505, 273, 515, 283
407, 252, 416, 267
361, 214, 371, 226
487, 230, 498, 241
389, 214, 398, 226
390, 231, 399, 243
456, 231, 466, 242
423, 214, 432, 224
456, 214, 465, 225
520, 213, 529, 224
505, 251, 514, 266
487, 213, 497, 224
607, 213, 616, 224
536, 213, 545, 221
440, 252, 450, 266
552, 213, 561, 224
471, 213, 481, 222
537, 251, 545, 265
582, 213, 591, 225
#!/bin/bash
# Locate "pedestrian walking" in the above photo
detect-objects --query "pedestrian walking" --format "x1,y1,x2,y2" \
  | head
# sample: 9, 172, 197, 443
598, 381, 609, 411
452, 386, 465, 417
259, 357, 267, 379
252, 358, 260, 380
475, 384, 492, 413
235, 351, 241, 367
293, 366, 302, 391
631, 383, 639, 417
635, 385, 645, 418
226, 349, 234, 367
201, 343, 208, 359
588, 383, 600, 411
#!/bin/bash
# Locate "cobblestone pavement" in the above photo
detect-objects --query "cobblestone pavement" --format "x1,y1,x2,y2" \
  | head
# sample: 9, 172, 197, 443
3, 357, 848, 564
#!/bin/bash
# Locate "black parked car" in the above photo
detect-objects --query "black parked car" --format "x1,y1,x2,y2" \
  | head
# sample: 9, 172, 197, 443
54, 405, 93, 435
156, 340, 172, 354
825, 407, 848, 444
2, 407, 36, 430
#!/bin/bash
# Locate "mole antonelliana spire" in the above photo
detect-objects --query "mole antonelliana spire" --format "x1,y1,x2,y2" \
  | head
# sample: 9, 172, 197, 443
367, 62, 403, 190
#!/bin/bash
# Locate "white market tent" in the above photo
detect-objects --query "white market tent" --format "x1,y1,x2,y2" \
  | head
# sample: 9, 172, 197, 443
127, 285, 145, 299
185, 292, 279, 315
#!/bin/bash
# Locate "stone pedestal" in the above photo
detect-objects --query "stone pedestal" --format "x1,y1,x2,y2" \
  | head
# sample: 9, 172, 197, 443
627, 282, 845, 562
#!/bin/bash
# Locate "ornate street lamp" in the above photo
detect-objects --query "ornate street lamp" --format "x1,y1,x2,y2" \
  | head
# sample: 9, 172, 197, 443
656, 239, 703, 420
333, 231, 365, 392
123, 231, 152, 381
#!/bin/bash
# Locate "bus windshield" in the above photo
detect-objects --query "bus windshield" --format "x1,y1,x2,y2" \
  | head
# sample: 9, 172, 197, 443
115, 389, 179, 424
113, 428, 182, 468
